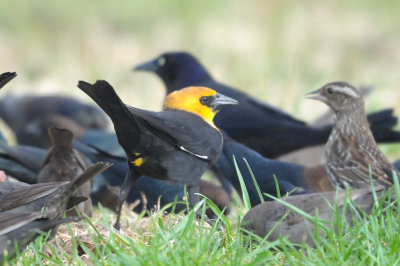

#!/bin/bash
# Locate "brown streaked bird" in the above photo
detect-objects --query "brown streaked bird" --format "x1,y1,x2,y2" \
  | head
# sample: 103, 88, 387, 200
306, 82, 400, 189
241, 185, 390, 246
77, 80, 237, 229
37, 127, 92, 216
0, 72, 16, 89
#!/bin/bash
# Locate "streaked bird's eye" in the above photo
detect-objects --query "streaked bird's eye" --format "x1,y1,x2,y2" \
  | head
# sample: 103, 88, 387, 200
327, 87, 334, 94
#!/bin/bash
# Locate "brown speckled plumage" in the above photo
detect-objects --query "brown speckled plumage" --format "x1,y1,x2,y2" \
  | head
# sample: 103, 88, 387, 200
307, 82, 398, 189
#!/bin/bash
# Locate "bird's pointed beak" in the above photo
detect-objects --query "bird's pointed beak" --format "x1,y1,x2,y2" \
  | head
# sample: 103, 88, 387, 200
305, 88, 326, 102
133, 59, 158, 72
210, 93, 238, 111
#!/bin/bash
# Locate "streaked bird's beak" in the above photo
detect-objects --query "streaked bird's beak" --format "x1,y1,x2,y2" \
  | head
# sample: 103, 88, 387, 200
133, 59, 158, 72
210, 93, 238, 111
305, 88, 326, 102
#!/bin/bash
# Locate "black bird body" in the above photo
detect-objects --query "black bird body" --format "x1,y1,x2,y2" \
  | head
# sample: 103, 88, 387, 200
77, 80, 237, 228
134, 52, 400, 158
78, 81, 222, 186
37, 128, 92, 216
214, 133, 333, 206
0, 142, 44, 183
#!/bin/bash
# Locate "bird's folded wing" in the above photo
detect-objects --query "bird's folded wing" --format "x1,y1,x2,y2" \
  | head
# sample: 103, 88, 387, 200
128, 107, 217, 159
0, 211, 42, 236
0, 182, 66, 211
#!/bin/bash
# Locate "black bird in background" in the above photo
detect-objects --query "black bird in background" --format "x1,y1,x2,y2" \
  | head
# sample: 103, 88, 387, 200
0, 162, 110, 261
77, 80, 237, 229
0, 72, 17, 89
37, 127, 92, 216
0, 94, 109, 147
134, 52, 400, 158
213, 132, 333, 207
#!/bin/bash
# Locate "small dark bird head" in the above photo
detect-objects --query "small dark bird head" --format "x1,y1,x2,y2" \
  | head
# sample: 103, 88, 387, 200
133, 52, 211, 93
48, 127, 74, 149
164, 86, 238, 127
306, 81, 363, 113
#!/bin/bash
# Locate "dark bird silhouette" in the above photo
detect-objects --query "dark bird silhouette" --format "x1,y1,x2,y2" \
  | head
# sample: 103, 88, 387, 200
134, 52, 400, 158
307, 82, 400, 189
37, 127, 92, 216
242, 185, 390, 246
0, 141, 44, 184
0, 94, 109, 146
16, 114, 87, 149
0, 72, 16, 89
213, 132, 333, 207
77, 80, 237, 229
0, 212, 81, 261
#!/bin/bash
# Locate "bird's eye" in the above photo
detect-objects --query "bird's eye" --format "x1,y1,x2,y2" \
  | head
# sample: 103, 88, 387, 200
200, 96, 211, 105
157, 57, 166, 67
327, 87, 334, 94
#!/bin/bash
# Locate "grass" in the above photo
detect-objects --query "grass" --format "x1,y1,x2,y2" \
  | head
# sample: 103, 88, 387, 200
4, 164, 400, 265
1, 1, 400, 265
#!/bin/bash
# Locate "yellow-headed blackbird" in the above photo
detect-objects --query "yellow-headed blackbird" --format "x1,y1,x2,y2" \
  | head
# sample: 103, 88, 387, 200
77, 80, 237, 229
37, 127, 92, 216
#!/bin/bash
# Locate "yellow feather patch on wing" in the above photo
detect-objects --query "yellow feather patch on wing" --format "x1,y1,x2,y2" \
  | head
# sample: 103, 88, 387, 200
132, 157, 145, 167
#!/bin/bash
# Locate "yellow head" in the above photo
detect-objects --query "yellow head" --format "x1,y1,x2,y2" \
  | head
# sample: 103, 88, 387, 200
164, 86, 238, 128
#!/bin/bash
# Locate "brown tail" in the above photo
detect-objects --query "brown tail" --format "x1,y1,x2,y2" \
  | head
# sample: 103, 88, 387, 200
48, 127, 74, 149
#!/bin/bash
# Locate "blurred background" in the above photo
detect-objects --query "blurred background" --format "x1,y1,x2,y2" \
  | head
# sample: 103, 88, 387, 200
0, 0, 400, 156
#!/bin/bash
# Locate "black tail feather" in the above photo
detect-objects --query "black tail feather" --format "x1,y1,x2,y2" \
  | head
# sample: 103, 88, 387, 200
0, 72, 16, 89
77, 80, 142, 149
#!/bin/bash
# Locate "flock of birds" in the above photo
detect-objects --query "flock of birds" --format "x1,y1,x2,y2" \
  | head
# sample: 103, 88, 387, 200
1, 51, 400, 260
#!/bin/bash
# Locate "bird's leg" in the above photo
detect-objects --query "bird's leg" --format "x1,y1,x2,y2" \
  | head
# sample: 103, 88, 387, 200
114, 166, 137, 230
188, 185, 214, 226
